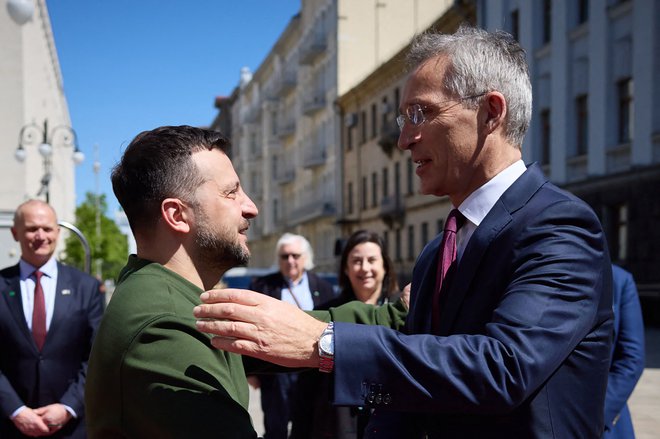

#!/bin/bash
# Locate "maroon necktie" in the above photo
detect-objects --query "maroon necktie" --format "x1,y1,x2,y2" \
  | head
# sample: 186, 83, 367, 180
32, 270, 47, 351
431, 209, 464, 333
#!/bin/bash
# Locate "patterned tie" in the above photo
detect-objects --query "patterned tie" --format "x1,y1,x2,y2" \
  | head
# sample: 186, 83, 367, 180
32, 270, 47, 351
431, 209, 464, 333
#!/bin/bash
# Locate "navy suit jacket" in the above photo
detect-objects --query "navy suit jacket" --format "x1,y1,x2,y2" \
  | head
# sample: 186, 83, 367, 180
603, 265, 645, 439
0, 262, 104, 438
248, 271, 336, 309
332, 164, 613, 438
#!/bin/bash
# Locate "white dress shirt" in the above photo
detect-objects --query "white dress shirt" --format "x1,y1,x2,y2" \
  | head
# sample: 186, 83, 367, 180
456, 160, 527, 262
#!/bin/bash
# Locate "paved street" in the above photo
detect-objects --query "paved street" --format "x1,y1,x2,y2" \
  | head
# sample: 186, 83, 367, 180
629, 325, 660, 439
248, 326, 660, 438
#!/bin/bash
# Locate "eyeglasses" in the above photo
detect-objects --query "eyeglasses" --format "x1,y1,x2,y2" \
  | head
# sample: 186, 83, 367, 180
396, 93, 487, 131
279, 253, 302, 261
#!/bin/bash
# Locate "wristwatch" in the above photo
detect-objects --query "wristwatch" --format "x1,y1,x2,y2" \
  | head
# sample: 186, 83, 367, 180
318, 321, 335, 373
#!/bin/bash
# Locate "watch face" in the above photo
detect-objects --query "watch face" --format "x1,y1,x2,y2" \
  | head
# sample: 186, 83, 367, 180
320, 334, 334, 355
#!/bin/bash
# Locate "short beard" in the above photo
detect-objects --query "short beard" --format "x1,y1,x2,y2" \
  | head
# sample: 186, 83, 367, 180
194, 210, 250, 270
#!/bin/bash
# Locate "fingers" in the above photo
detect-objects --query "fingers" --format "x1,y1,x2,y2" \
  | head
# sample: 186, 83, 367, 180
200, 288, 268, 305
195, 318, 256, 340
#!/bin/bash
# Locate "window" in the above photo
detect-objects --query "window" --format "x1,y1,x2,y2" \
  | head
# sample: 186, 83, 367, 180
381, 97, 390, 131
270, 111, 277, 136
371, 103, 378, 139
540, 109, 551, 164
273, 198, 279, 223
542, 0, 552, 44
421, 222, 429, 249
606, 203, 628, 262
371, 172, 378, 207
407, 225, 415, 260
577, 0, 589, 24
346, 124, 353, 151
382, 168, 389, 198
617, 78, 634, 143
406, 158, 414, 194
361, 176, 368, 210
394, 88, 400, 115
510, 9, 519, 41
437, 218, 444, 235
394, 162, 401, 199
360, 110, 367, 144
347, 182, 354, 215
575, 94, 588, 155
395, 228, 402, 261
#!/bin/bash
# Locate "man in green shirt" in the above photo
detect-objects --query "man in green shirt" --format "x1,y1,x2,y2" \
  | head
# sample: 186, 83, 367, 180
85, 125, 260, 438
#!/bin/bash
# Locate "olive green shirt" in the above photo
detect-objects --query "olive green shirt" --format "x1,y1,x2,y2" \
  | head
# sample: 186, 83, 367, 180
85, 256, 257, 438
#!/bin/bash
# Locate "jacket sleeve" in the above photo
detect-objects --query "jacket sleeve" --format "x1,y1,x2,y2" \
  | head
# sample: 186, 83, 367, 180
603, 268, 645, 430
332, 200, 611, 414
309, 299, 408, 331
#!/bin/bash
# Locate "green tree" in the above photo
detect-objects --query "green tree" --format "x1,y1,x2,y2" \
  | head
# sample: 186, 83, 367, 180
63, 192, 128, 281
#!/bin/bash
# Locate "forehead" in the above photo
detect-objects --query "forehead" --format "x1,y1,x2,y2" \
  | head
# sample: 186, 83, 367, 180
19, 204, 57, 226
192, 149, 237, 185
349, 241, 382, 256
402, 56, 451, 105
280, 241, 303, 253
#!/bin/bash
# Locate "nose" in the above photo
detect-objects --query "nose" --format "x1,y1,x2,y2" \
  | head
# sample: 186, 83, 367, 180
397, 126, 421, 151
241, 193, 259, 219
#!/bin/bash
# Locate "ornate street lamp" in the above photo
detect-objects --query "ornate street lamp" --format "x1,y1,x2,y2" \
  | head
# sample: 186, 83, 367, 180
6, 0, 35, 25
14, 119, 85, 202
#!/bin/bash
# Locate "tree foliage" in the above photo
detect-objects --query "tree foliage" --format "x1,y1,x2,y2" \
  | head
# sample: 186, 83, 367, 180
63, 192, 128, 281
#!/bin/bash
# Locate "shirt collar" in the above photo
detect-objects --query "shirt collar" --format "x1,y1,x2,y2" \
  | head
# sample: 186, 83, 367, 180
19, 256, 58, 280
458, 160, 527, 226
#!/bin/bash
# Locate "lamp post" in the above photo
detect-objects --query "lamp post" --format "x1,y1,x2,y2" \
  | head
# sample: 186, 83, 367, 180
14, 119, 85, 203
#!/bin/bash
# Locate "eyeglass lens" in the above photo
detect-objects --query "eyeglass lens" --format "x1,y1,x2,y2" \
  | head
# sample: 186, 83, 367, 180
280, 253, 302, 260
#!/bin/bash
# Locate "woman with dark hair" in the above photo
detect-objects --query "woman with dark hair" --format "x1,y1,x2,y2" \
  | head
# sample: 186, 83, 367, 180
290, 230, 399, 439
334, 229, 399, 306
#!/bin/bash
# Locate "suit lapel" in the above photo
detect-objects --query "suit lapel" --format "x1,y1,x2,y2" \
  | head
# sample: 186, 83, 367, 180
1, 265, 33, 341
437, 164, 548, 333
48, 263, 73, 339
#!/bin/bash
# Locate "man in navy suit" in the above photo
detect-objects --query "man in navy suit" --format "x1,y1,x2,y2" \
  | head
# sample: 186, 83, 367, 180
247, 233, 335, 439
604, 265, 645, 438
195, 26, 613, 438
0, 200, 104, 438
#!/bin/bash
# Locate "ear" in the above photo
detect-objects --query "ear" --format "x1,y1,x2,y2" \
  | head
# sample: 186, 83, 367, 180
10, 227, 18, 242
482, 91, 507, 134
160, 198, 191, 234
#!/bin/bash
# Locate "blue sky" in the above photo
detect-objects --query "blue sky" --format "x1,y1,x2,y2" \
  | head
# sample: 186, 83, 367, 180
47, 0, 301, 215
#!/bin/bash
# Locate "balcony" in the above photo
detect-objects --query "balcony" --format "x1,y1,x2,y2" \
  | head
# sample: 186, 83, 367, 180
303, 93, 326, 116
274, 165, 295, 185
277, 119, 296, 140
273, 70, 297, 97
379, 195, 405, 227
289, 198, 336, 225
378, 123, 399, 156
299, 32, 327, 65
302, 143, 327, 168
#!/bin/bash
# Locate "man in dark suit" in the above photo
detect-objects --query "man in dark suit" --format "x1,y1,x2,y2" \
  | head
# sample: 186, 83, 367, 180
195, 26, 613, 438
248, 233, 335, 439
0, 200, 104, 438
604, 265, 645, 438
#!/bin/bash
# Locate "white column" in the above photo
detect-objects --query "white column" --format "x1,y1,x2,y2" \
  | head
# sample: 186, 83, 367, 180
587, 0, 608, 176
631, 0, 654, 165
550, 0, 568, 183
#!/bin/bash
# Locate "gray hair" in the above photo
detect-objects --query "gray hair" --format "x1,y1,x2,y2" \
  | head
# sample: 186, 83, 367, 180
275, 233, 315, 270
407, 25, 532, 148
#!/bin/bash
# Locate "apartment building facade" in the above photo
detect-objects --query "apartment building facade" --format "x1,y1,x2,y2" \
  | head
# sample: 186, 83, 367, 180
0, 0, 79, 268
477, 0, 659, 316
217, 0, 456, 271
